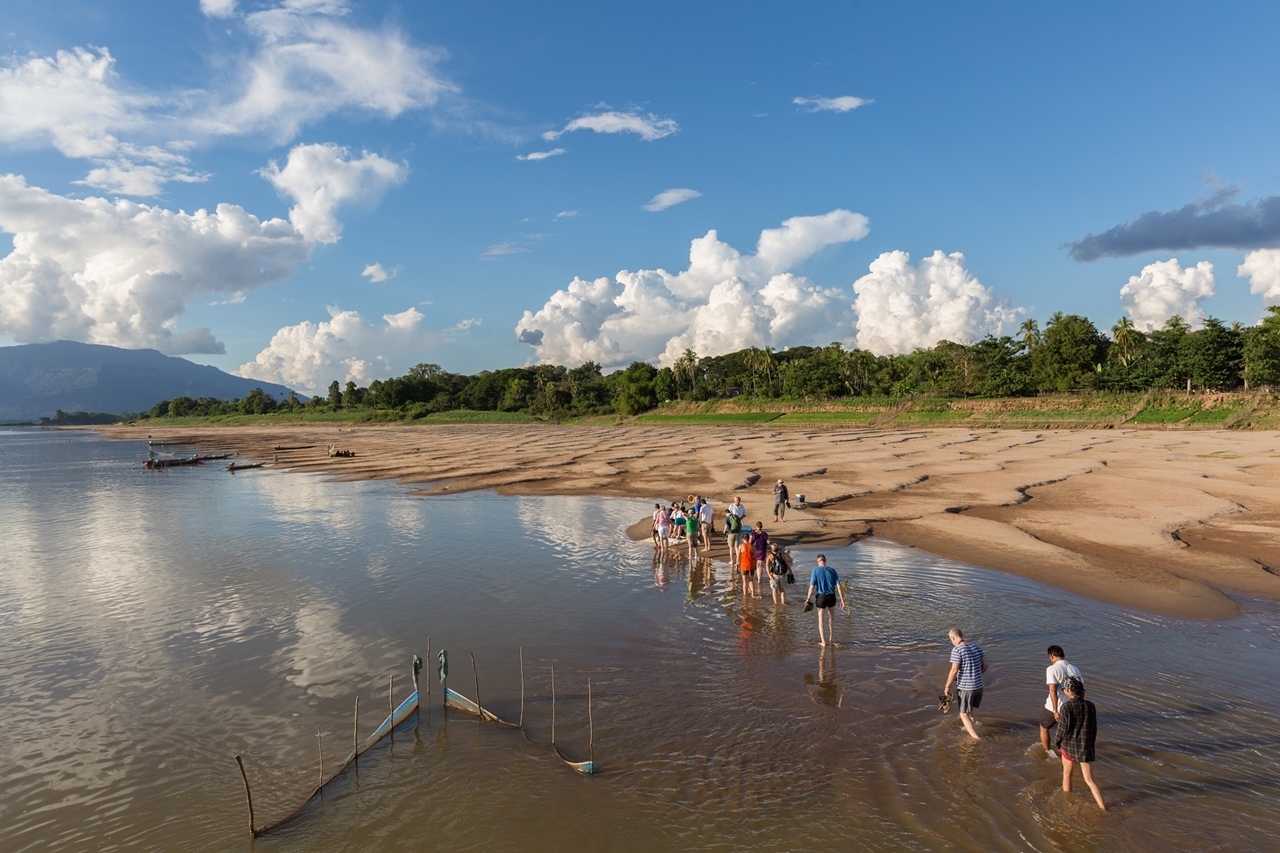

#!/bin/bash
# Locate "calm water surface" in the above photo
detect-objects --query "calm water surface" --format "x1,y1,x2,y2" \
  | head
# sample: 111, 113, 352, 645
1, 429, 1278, 852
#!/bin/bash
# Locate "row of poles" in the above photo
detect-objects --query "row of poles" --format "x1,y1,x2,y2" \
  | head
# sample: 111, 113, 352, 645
234, 642, 594, 838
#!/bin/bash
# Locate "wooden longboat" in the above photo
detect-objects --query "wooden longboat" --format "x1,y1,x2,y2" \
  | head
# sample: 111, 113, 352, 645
227, 461, 266, 472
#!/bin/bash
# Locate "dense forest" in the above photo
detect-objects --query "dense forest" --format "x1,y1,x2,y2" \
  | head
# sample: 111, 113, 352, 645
140, 309, 1280, 421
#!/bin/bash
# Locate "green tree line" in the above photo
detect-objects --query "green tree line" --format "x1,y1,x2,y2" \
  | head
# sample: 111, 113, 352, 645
139, 307, 1280, 421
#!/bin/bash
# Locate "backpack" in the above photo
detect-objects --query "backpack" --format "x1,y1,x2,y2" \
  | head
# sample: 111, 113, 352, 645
726, 514, 741, 533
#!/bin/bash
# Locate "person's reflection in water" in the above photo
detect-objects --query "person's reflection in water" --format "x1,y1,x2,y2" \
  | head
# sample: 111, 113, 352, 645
653, 552, 669, 590
805, 647, 845, 708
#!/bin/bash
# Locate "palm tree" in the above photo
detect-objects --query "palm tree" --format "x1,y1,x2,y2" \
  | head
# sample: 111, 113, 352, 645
760, 346, 775, 396
1110, 317, 1141, 366
673, 348, 698, 398
1018, 319, 1041, 353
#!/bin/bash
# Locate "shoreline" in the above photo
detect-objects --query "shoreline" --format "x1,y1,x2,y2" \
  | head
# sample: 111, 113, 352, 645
106, 422, 1280, 620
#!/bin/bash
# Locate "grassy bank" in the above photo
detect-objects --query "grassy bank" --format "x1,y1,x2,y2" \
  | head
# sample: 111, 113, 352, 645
124, 390, 1280, 430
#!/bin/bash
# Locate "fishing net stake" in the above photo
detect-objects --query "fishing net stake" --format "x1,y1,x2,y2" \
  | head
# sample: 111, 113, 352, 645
471, 652, 482, 733
234, 754, 258, 837
316, 728, 324, 791
519, 647, 525, 729
588, 678, 594, 768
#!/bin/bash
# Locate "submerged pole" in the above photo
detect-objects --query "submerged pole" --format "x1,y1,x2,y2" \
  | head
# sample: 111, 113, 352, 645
471, 652, 482, 731
316, 728, 324, 789
426, 637, 432, 707
588, 677, 594, 767
551, 666, 557, 745
388, 674, 394, 743
234, 754, 257, 837
519, 647, 525, 730
353, 696, 359, 764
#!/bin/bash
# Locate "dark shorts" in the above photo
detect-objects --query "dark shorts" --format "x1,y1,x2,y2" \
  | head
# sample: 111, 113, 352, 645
1040, 708, 1058, 730
815, 593, 837, 609
956, 688, 983, 714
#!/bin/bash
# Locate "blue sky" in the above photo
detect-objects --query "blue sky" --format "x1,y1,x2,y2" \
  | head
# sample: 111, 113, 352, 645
2, 0, 1279, 393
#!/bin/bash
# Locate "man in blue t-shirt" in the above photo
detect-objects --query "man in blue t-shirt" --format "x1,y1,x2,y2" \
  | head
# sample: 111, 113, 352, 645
943, 627, 989, 740
804, 554, 845, 646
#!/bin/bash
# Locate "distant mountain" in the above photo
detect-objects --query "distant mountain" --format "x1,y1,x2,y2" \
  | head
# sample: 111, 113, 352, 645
0, 341, 292, 422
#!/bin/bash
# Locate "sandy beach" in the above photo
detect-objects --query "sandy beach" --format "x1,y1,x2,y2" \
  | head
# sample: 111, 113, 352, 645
113, 423, 1280, 619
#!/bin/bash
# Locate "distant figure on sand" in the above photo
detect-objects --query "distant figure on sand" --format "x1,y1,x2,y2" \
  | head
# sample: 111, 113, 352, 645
766, 543, 791, 605
804, 555, 845, 645
1055, 676, 1106, 810
725, 508, 743, 561
1041, 645, 1082, 756
738, 535, 757, 598
773, 479, 789, 522
943, 627, 988, 740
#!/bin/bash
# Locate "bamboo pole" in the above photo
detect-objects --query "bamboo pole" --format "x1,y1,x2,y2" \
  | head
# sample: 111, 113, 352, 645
471, 653, 482, 731
518, 647, 525, 729
588, 677, 594, 767
316, 728, 324, 789
425, 637, 432, 707
551, 666, 556, 745
353, 696, 360, 760
388, 674, 394, 743
234, 754, 257, 837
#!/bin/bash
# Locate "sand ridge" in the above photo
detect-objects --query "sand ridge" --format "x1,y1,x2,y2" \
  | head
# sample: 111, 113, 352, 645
112, 424, 1280, 619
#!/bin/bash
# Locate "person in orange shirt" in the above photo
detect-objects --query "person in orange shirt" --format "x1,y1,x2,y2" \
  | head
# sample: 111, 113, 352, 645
738, 535, 757, 598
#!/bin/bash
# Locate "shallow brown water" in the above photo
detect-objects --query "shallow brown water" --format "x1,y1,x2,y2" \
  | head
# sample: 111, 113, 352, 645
1, 429, 1278, 852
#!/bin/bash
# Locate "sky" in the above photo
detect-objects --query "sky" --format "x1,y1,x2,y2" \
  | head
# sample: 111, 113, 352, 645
2, 0, 1279, 395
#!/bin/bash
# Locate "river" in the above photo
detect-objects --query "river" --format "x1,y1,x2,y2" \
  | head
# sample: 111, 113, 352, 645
0, 428, 1277, 851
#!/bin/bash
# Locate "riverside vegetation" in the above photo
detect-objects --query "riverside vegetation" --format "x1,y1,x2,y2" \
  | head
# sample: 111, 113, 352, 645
127, 309, 1280, 429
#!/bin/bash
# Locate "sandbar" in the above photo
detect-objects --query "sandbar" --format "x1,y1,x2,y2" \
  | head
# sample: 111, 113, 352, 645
111, 424, 1280, 619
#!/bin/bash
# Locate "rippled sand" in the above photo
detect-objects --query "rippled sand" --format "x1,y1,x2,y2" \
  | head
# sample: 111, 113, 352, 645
109, 424, 1280, 618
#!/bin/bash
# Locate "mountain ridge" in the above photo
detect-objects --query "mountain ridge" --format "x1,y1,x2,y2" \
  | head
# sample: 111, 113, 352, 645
0, 341, 292, 421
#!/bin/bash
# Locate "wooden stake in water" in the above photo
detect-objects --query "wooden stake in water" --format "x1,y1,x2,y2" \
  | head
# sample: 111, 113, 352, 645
588, 677, 594, 767
425, 637, 432, 707
388, 674, 394, 744
551, 666, 557, 745
471, 652, 482, 731
353, 696, 360, 761
234, 754, 257, 837
316, 728, 324, 789
519, 647, 525, 729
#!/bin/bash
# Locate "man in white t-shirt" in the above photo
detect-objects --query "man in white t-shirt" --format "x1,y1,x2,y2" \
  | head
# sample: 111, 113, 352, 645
697, 498, 715, 552
1040, 644, 1082, 756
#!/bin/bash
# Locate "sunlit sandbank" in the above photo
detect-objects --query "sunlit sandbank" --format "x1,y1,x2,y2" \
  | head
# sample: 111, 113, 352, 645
109, 423, 1280, 619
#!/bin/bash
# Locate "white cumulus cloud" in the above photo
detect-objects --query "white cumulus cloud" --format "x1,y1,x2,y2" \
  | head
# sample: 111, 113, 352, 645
517, 148, 566, 161
238, 305, 438, 394
0, 3, 454, 193
1238, 249, 1280, 303
793, 95, 872, 113
514, 210, 869, 368
643, 188, 701, 212
542, 109, 678, 142
208, 0, 457, 143
852, 250, 1023, 354
260, 143, 406, 244
200, 0, 238, 18
361, 262, 399, 282
0, 173, 308, 354
1119, 258, 1216, 331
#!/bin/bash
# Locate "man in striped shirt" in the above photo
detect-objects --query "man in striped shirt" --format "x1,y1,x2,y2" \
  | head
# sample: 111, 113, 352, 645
943, 627, 989, 740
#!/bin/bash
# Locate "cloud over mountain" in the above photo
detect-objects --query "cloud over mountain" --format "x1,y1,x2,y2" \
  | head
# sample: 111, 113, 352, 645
0, 173, 308, 355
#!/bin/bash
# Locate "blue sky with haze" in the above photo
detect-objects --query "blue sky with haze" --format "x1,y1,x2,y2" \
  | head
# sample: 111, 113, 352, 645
2, 0, 1279, 393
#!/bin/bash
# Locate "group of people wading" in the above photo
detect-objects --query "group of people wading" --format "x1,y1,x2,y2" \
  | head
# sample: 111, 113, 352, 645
650, 485, 1106, 812
649, 480, 844, 643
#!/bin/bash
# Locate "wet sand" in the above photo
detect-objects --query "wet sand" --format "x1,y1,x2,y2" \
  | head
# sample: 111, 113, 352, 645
111, 423, 1280, 618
